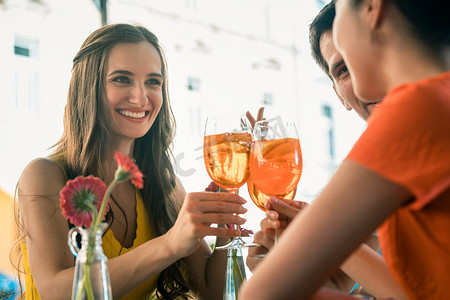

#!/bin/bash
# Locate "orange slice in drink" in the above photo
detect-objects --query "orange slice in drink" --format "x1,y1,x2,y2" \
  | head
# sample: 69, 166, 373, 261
258, 138, 286, 157
263, 138, 300, 161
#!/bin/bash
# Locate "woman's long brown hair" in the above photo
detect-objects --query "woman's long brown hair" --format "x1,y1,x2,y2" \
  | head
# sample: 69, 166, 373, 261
15, 24, 193, 299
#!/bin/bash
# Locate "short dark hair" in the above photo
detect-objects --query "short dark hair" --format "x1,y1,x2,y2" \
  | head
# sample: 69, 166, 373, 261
309, 1, 336, 80
350, 0, 450, 53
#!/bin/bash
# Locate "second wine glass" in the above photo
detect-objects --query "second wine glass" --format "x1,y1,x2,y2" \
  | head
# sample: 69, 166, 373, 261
250, 118, 303, 244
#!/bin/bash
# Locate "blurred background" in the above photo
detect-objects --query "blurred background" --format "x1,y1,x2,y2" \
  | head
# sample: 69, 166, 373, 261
0, 0, 366, 295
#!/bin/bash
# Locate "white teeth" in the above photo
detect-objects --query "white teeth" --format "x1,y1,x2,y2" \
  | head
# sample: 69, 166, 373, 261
117, 109, 146, 119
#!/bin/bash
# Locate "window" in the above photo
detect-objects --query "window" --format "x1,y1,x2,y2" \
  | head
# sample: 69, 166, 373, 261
14, 46, 30, 57
14, 36, 38, 58
315, 0, 330, 10
322, 104, 332, 118
13, 36, 40, 111
321, 104, 335, 160
187, 77, 201, 92
262, 92, 273, 106
186, 76, 202, 135
185, 0, 197, 10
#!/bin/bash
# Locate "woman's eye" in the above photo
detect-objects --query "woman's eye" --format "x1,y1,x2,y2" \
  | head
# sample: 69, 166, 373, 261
112, 76, 131, 84
147, 78, 162, 86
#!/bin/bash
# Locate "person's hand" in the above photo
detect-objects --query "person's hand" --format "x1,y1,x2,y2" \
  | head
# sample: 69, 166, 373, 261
246, 226, 272, 271
246, 197, 308, 271
164, 192, 247, 259
263, 197, 309, 236
246, 107, 265, 129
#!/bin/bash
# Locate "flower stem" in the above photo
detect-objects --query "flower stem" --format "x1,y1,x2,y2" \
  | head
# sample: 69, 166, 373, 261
74, 263, 94, 300
86, 202, 98, 228
95, 178, 118, 228
77, 178, 116, 300
232, 249, 244, 299
74, 275, 86, 300
233, 251, 244, 283
84, 262, 95, 300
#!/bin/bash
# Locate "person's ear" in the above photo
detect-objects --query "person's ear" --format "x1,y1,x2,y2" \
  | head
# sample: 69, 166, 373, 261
333, 85, 352, 111
365, 0, 386, 29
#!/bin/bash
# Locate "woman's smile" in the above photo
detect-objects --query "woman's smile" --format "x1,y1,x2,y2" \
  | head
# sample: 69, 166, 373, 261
116, 109, 150, 122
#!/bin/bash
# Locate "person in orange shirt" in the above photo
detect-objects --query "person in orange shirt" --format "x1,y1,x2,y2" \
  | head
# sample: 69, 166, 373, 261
247, 3, 405, 299
240, 0, 450, 298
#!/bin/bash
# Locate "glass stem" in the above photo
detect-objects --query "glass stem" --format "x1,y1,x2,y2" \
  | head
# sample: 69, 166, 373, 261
228, 188, 240, 232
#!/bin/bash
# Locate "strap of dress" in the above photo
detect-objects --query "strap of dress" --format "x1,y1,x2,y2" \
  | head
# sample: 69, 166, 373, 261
48, 154, 68, 180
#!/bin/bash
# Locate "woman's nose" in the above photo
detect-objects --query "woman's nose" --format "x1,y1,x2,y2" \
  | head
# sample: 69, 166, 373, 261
128, 84, 148, 107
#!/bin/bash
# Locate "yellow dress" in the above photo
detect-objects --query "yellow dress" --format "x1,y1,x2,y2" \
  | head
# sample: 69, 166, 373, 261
20, 159, 159, 299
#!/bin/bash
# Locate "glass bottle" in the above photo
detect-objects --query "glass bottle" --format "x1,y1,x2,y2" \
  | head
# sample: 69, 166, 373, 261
68, 222, 112, 300
223, 245, 247, 300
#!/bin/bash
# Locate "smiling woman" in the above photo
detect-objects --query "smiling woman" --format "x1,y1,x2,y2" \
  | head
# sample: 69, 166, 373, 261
13, 23, 248, 300
103, 41, 164, 141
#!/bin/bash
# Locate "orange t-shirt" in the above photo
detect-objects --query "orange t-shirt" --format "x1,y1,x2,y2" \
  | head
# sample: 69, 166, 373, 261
347, 71, 450, 300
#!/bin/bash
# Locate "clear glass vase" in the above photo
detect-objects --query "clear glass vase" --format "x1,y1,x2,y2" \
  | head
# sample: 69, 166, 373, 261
68, 222, 112, 300
223, 246, 247, 300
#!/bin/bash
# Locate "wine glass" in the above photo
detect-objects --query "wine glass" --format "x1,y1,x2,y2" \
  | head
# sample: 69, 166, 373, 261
203, 116, 254, 249
247, 179, 296, 212
250, 117, 303, 245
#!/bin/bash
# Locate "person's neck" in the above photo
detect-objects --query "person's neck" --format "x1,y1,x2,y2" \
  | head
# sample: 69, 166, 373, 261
103, 139, 135, 183
443, 46, 450, 71
115, 140, 135, 158
382, 39, 448, 91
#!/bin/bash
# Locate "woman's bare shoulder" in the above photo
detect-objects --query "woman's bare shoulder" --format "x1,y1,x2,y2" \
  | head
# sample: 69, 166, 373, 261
18, 157, 67, 196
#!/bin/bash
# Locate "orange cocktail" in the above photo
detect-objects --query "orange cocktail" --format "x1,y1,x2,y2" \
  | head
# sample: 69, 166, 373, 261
250, 137, 302, 199
204, 132, 252, 192
247, 178, 297, 211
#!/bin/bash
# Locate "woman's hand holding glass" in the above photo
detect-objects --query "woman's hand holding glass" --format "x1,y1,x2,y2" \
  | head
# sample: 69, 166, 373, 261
247, 198, 309, 269
164, 191, 247, 258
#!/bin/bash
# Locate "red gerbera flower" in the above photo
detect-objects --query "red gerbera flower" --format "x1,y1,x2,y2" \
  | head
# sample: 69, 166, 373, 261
114, 151, 144, 188
205, 181, 220, 192
239, 226, 254, 237
60, 175, 108, 227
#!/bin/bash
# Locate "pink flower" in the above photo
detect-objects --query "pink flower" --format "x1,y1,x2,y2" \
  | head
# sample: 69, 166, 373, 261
239, 226, 254, 237
205, 181, 220, 192
60, 176, 108, 227
114, 151, 144, 188
224, 224, 254, 237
